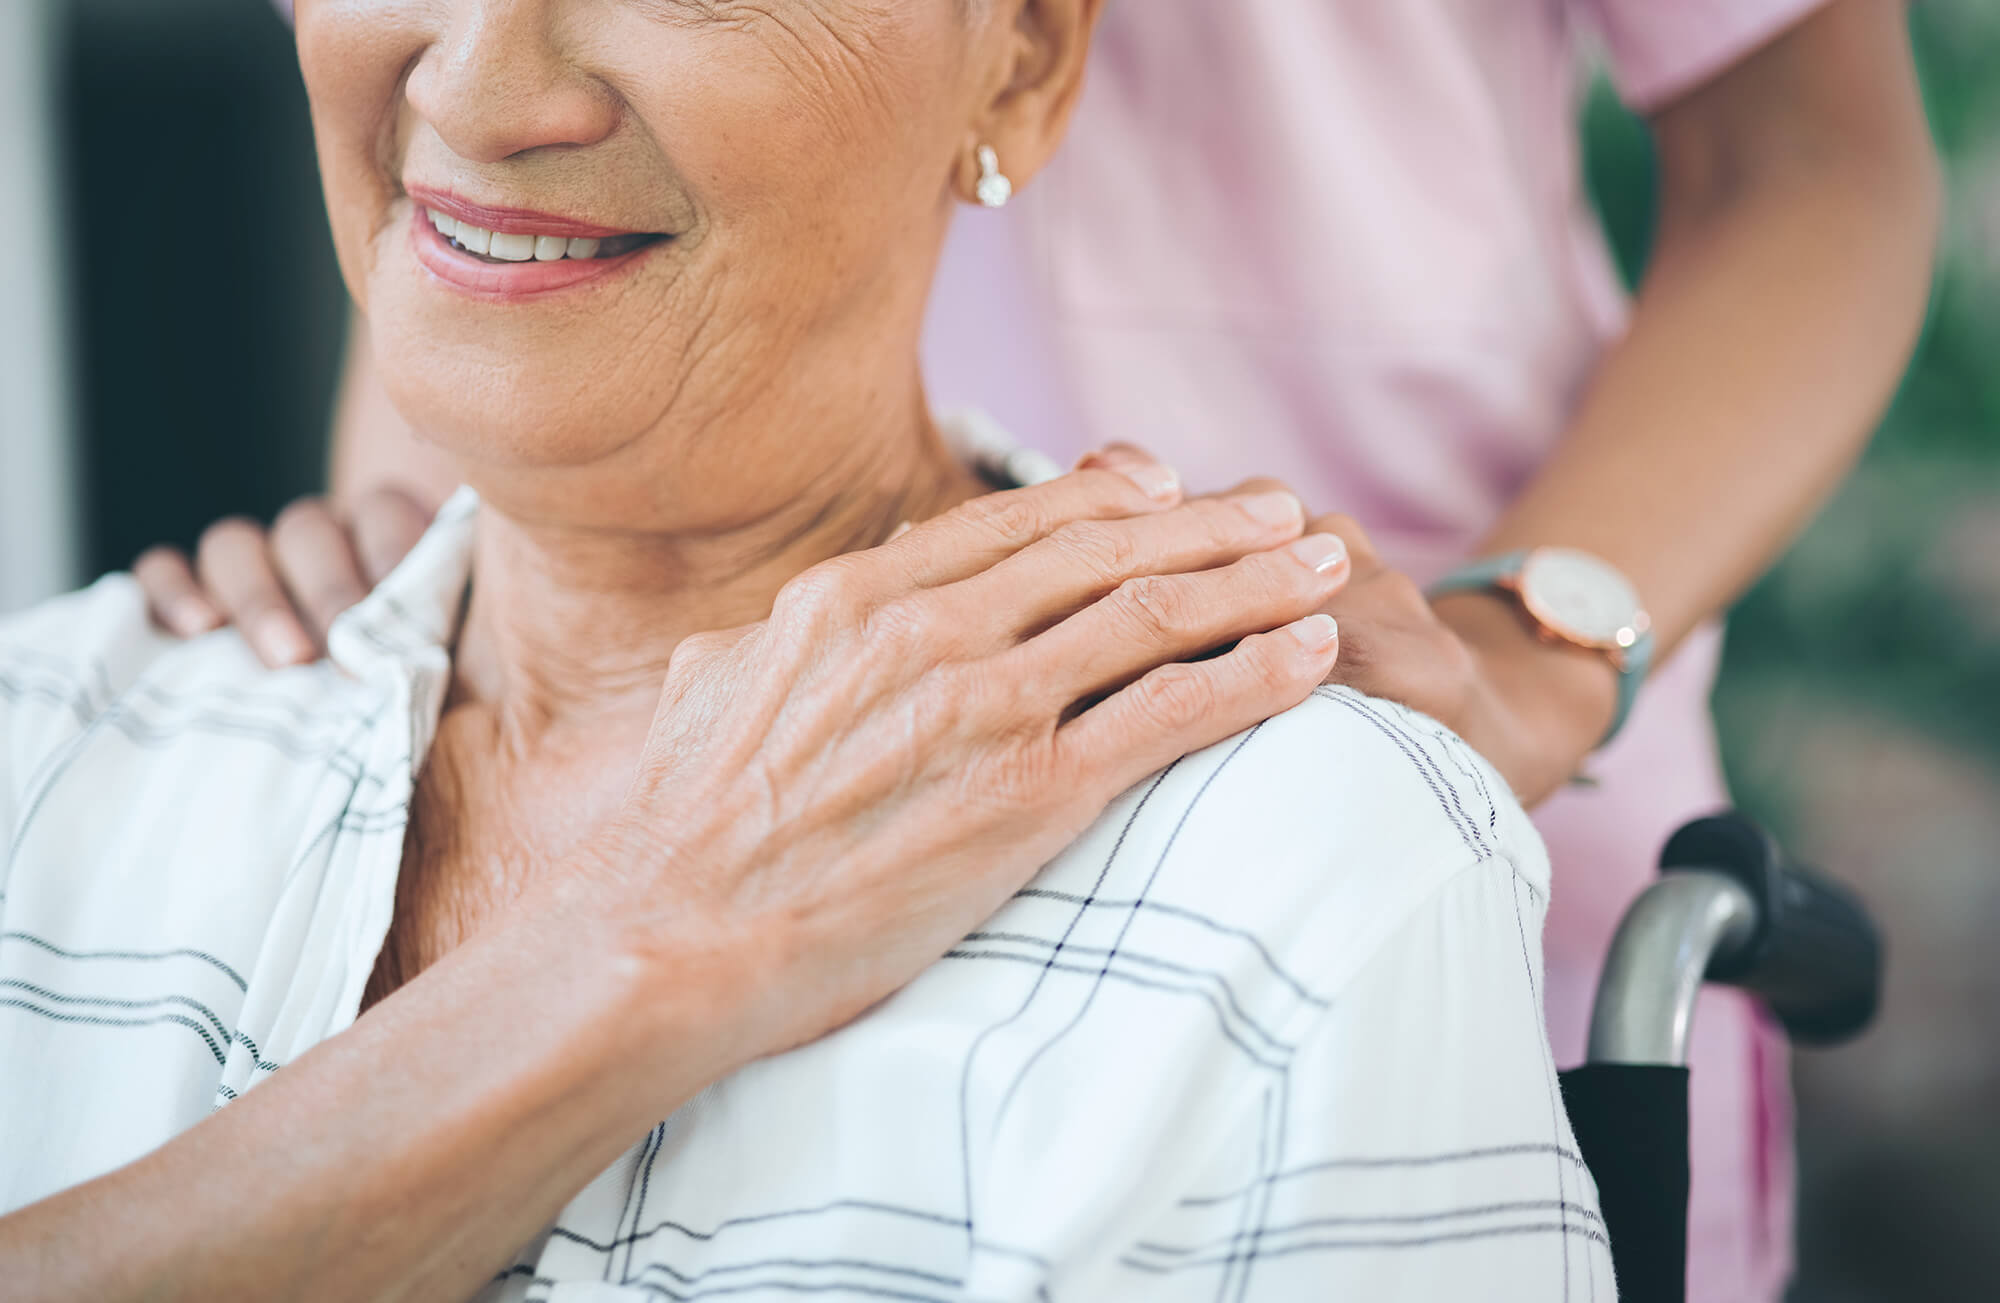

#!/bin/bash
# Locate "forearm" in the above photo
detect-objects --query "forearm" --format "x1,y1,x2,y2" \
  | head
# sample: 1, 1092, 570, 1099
1, 900, 715, 1303
329, 311, 463, 511
1484, 155, 1935, 657
1479, 2, 1939, 658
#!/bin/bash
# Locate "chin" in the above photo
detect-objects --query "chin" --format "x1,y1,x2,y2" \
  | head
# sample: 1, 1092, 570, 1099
370, 330, 663, 481
386, 364, 648, 472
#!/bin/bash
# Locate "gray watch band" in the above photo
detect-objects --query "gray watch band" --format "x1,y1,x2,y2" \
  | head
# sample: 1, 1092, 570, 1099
1427, 550, 1653, 749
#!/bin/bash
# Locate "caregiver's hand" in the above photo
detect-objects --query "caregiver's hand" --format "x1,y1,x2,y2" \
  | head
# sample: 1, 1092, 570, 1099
1191, 470, 1618, 808
133, 487, 434, 665
1312, 510, 1615, 807
561, 450, 1352, 1068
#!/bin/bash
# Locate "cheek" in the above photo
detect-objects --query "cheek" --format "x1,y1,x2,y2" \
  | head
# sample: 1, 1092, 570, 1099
297, 1, 431, 308
617, 12, 965, 301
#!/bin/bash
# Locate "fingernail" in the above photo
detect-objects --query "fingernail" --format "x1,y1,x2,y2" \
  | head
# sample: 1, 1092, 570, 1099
1287, 533, 1348, 574
1233, 490, 1303, 530
888, 520, 913, 540
1285, 613, 1339, 652
255, 614, 315, 666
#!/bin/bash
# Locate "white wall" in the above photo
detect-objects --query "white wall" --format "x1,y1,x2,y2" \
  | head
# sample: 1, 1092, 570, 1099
0, 0, 81, 614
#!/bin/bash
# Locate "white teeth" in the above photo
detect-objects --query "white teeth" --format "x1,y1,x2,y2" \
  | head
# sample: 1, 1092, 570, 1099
426, 208, 623, 261
488, 232, 536, 261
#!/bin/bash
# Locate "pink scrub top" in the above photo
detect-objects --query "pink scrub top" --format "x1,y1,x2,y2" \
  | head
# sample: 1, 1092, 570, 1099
923, 2, 1828, 1300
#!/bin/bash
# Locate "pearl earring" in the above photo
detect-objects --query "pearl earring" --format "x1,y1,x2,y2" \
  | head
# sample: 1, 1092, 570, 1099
974, 144, 1012, 209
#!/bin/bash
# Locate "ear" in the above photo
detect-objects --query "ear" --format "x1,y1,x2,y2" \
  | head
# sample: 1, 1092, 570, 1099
957, 0, 1106, 203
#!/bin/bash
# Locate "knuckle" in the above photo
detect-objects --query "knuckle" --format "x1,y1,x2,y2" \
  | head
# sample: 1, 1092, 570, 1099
1256, 546, 1327, 601
668, 629, 730, 672
773, 557, 864, 627
868, 595, 948, 656
1179, 498, 1250, 552
1113, 574, 1197, 639
1248, 633, 1308, 693
1048, 518, 1137, 578
1134, 664, 1217, 728
962, 490, 1047, 547
985, 734, 1064, 806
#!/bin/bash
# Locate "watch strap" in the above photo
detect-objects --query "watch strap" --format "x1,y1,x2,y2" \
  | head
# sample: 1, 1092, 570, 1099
1425, 549, 1530, 602
1426, 550, 1651, 750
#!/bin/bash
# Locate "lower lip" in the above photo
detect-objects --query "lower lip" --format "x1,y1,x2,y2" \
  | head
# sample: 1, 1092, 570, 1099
408, 209, 658, 299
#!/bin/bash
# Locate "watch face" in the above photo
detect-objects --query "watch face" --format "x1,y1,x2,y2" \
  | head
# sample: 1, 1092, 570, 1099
1518, 548, 1644, 647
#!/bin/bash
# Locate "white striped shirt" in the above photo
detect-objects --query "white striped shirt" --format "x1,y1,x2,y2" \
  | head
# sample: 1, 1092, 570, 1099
0, 488, 1614, 1300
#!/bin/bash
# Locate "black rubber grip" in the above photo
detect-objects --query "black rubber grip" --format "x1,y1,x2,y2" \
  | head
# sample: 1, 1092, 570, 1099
1659, 813, 1883, 1045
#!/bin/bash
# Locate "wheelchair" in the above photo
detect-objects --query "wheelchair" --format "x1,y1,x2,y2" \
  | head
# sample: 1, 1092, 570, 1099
1564, 812, 1882, 1303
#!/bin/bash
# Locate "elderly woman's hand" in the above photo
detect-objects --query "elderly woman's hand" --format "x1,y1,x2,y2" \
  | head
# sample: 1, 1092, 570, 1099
558, 452, 1351, 1069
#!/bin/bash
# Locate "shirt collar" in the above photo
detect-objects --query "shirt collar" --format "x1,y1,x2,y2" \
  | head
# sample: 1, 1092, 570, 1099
326, 486, 480, 684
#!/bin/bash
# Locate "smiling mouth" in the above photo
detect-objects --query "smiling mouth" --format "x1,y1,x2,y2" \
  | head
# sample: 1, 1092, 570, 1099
423, 207, 665, 264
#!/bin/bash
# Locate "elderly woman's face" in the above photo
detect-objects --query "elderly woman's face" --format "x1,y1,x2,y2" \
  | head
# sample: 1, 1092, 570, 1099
299, 1, 992, 517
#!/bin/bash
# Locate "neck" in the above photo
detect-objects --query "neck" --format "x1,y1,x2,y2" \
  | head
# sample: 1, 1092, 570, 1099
450, 410, 986, 742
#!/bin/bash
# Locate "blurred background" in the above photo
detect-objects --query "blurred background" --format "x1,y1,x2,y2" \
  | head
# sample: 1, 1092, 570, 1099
2, 0, 1995, 1297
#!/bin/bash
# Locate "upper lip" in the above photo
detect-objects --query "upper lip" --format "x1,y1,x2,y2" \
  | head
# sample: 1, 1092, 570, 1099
405, 185, 651, 240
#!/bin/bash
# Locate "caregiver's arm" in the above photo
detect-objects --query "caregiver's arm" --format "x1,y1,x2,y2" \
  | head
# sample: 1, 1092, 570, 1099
1319, 0, 1938, 802
2, 467, 1351, 1302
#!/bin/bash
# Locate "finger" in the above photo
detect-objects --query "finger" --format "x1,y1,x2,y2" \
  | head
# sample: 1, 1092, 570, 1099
346, 487, 435, 585
195, 518, 316, 668
945, 488, 1311, 646
133, 547, 224, 638
1025, 531, 1350, 703
1072, 444, 1177, 489
1306, 511, 1382, 568
269, 499, 370, 648
1207, 476, 1294, 502
1057, 613, 1341, 790
876, 453, 1183, 591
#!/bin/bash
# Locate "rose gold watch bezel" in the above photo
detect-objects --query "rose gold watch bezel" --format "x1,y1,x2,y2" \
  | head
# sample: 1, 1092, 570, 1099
1496, 551, 1651, 670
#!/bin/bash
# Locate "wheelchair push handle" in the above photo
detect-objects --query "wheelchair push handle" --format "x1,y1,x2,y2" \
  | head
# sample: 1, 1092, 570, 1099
1586, 812, 1882, 1066
1658, 813, 1882, 1046
1567, 813, 1881, 1303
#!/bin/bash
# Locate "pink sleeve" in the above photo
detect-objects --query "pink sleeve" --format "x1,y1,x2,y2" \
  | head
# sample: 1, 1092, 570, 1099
1573, 0, 1832, 111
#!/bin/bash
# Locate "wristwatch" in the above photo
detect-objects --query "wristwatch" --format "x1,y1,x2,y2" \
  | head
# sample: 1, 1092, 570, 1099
1427, 547, 1655, 748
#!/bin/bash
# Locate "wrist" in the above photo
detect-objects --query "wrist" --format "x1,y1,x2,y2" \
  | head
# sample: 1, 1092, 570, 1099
496, 854, 759, 1125
1434, 590, 1620, 770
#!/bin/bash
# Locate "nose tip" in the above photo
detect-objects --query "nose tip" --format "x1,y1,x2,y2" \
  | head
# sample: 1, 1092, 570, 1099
406, 6, 619, 164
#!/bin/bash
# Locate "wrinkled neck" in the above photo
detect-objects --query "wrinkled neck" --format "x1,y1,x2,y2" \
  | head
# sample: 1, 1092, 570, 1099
449, 411, 985, 744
